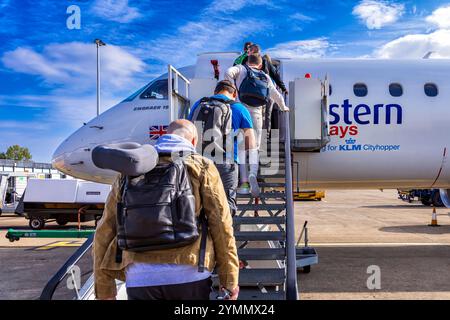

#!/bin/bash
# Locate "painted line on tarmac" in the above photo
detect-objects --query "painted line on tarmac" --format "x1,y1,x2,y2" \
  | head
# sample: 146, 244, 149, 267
32, 240, 84, 251
308, 242, 450, 247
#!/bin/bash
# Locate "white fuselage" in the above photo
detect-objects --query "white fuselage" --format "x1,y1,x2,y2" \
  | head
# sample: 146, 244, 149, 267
52, 53, 450, 189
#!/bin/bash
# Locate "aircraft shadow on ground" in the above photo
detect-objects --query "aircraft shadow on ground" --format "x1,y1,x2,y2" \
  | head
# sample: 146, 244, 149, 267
359, 205, 435, 209
297, 246, 450, 294
379, 224, 450, 235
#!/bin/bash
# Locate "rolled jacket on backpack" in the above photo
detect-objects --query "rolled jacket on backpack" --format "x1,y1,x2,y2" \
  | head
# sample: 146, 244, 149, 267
92, 142, 159, 177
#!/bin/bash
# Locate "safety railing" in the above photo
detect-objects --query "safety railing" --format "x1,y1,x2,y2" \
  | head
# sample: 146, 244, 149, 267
283, 111, 299, 300
168, 65, 191, 121
40, 235, 94, 300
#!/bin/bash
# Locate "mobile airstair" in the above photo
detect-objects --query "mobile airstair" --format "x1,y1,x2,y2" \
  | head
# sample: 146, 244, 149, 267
231, 120, 298, 300
38, 64, 330, 300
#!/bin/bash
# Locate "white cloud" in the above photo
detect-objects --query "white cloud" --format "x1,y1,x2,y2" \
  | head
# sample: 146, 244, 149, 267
2, 42, 145, 91
290, 12, 316, 22
426, 5, 450, 29
0, 120, 49, 131
91, 0, 142, 23
2, 47, 66, 79
375, 29, 450, 58
353, 0, 405, 30
141, 2, 271, 65
1, 42, 148, 134
145, 19, 268, 65
205, 0, 276, 13
373, 4, 450, 59
266, 38, 331, 59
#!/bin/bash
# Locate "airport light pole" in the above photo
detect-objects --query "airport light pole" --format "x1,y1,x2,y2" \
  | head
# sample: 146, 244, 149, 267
94, 39, 106, 116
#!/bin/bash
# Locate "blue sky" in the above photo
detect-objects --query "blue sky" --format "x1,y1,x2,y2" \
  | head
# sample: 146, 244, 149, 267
1, 0, 450, 162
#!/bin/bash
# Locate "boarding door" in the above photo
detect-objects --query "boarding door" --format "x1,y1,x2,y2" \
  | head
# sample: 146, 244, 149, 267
288, 75, 330, 151
168, 65, 191, 121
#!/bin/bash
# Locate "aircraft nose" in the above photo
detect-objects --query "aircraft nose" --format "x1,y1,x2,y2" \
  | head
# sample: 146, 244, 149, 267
51, 140, 72, 175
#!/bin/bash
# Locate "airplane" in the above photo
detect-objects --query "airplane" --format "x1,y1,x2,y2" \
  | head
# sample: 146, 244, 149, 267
51, 51, 450, 208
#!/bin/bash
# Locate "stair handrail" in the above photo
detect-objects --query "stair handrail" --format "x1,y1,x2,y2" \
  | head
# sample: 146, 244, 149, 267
283, 111, 298, 300
40, 235, 94, 300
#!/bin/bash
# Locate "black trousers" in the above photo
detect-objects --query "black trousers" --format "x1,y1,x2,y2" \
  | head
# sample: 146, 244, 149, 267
215, 163, 238, 216
127, 278, 212, 300
264, 99, 275, 131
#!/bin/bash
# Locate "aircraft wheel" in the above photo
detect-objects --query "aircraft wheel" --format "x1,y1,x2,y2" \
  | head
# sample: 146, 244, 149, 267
29, 217, 45, 230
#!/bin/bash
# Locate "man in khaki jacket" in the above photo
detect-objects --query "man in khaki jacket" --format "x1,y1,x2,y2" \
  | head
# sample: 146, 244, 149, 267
93, 119, 239, 300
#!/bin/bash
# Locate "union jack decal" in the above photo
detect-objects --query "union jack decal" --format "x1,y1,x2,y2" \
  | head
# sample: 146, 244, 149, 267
149, 125, 168, 140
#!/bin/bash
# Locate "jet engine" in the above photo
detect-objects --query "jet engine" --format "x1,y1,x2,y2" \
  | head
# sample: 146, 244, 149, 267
439, 189, 450, 208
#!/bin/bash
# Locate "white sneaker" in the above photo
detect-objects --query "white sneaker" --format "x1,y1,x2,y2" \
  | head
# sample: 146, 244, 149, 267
237, 182, 250, 194
248, 173, 260, 197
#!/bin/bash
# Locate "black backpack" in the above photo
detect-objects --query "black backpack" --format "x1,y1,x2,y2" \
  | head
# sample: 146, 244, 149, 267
239, 64, 270, 107
190, 97, 233, 163
115, 154, 207, 271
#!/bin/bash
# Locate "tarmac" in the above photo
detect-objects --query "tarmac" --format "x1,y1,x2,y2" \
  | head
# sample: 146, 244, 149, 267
1, 189, 450, 300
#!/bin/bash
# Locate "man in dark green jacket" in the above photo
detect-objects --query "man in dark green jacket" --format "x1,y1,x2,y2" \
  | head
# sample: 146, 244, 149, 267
233, 41, 253, 66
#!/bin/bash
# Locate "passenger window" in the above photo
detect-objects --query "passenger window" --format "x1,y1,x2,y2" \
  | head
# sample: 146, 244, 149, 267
424, 83, 438, 97
140, 80, 168, 100
389, 83, 403, 97
353, 83, 367, 97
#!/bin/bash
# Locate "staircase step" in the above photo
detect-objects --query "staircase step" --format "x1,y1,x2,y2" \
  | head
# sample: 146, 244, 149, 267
235, 231, 285, 241
233, 216, 285, 225
238, 248, 285, 260
259, 182, 286, 188
237, 204, 285, 212
260, 165, 286, 169
259, 173, 286, 179
238, 289, 285, 300
236, 192, 285, 199
239, 268, 285, 286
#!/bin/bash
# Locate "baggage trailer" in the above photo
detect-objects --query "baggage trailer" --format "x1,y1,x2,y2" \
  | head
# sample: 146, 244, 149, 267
17, 179, 111, 230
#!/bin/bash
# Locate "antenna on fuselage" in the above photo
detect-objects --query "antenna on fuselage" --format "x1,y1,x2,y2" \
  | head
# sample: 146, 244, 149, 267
423, 51, 435, 59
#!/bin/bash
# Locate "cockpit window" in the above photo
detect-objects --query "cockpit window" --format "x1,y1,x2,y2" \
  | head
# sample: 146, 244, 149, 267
140, 80, 168, 100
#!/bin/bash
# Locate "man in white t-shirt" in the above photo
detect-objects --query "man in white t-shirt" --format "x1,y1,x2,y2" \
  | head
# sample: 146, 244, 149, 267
225, 54, 289, 197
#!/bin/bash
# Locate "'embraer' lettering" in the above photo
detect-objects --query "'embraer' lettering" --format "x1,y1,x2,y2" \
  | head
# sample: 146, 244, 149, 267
329, 100, 402, 125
